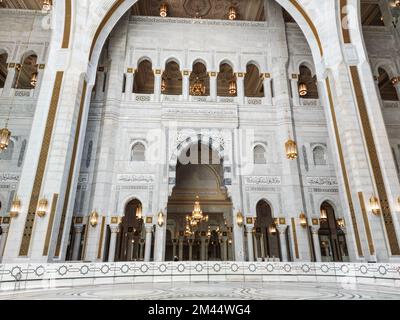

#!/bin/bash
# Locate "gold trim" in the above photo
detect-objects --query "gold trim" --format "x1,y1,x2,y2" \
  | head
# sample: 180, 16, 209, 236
74, 217, 83, 224
326, 78, 363, 257
349, 67, 400, 255
97, 216, 106, 259
279, 218, 286, 225
146, 217, 153, 224
291, 218, 299, 259
340, 0, 351, 44
358, 192, 375, 255
43, 194, 59, 256
55, 81, 88, 257
62, 0, 72, 48
19, 72, 64, 256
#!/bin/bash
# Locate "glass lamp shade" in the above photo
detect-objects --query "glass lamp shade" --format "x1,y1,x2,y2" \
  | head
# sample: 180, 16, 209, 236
369, 196, 380, 215
228, 6, 237, 20
299, 212, 307, 227
228, 80, 237, 95
285, 139, 298, 160
0, 128, 11, 151
136, 205, 142, 220
268, 224, 277, 235
10, 198, 21, 218
190, 77, 206, 96
37, 198, 48, 217
89, 210, 99, 227
337, 218, 345, 228
298, 83, 308, 96
160, 3, 168, 17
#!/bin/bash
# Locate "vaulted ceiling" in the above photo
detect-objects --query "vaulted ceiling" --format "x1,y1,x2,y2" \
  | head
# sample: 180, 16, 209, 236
0, 0, 43, 10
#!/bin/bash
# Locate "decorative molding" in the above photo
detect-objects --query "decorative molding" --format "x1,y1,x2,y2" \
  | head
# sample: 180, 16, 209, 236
306, 177, 337, 186
0, 173, 20, 182
117, 174, 155, 184
244, 176, 281, 185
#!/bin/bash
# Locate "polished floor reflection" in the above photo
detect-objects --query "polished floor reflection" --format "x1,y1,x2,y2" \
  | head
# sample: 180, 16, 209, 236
0, 281, 399, 300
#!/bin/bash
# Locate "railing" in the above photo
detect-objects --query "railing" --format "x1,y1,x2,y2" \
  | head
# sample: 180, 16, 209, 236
0, 261, 399, 290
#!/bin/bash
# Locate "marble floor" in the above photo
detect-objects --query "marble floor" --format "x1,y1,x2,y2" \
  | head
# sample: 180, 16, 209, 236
0, 281, 399, 300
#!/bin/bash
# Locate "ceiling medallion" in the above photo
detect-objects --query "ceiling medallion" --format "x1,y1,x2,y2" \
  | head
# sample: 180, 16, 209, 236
183, 0, 212, 19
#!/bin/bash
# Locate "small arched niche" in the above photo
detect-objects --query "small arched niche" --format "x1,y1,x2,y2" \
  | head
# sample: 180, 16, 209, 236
162, 60, 182, 95
245, 63, 264, 97
133, 59, 154, 94
217, 62, 236, 97
13, 53, 38, 89
377, 67, 399, 101
0, 52, 8, 88
298, 64, 318, 99
189, 61, 210, 96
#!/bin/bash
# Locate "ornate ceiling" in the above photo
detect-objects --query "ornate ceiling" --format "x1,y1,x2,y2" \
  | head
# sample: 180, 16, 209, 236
0, 0, 43, 10
132, 0, 265, 21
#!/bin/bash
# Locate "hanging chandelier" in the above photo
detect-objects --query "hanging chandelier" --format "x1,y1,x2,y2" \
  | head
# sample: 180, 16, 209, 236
9, 196, 21, 218
228, 6, 237, 20
160, 3, 168, 17
369, 196, 381, 215
31, 72, 38, 87
161, 78, 166, 93
136, 204, 143, 220
268, 224, 277, 235
298, 82, 308, 96
228, 80, 237, 95
320, 208, 328, 220
42, 0, 52, 11
190, 77, 206, 96
299, 212, 307, 227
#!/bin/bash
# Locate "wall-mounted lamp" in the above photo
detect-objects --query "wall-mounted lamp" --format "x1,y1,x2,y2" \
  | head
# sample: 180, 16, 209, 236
9, 197, 21, 218
320, 208, 328, 220
299, 212, 307, 228
337, 218, 345, 229
369, 196, 381, 215
89, 210, 99, 227
268, 224, 277, 235
158, 211, 165, 227
36, 198, 48, 217
236, 211, 244, 227
285, 138, 298, 160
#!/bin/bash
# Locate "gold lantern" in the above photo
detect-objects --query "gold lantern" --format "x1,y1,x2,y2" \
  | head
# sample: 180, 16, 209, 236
236, 211, 244, 227
89, 210, 99, 227
160, 3, 168, 17
299, 212, 307, 228
10, 197, 21, 218
0, 128, 11, 151
369, 196, 380, 215
228, 80, 237, 96
161, 79, 166, 93
396, 0, 400, 8
30, 72, 38, 87
37, 198, 48, 217
228, 6, 237, 20
320, 208, 328, 220
136, 204, 143, 220
298, 82, 308, 96
285, 138, 298, 160
158, 211, 165, 227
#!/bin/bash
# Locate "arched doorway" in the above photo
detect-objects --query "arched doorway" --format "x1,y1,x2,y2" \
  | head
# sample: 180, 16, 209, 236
115, 199, 149, 261
254, 200, 281, 261
166, 141, 233, 261
319, 201, 349, 262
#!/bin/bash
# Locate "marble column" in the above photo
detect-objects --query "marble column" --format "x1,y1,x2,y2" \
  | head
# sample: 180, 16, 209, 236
33, 68, 44, 98
0, 224, 10, 262
154, 71, 162, 102
188, 239, 193, 261
236, 75, 245, 104
246, 225, 254, 262
253, 234, 259, 260
172, 239, 177, 259
200, 237, 207, 261
144, 226, 153, 262
260, 233, 266, 258
108, 225, 120, 262
178, 237, 184, 261
263, 76, 273, 105
2, 65, 15, 96
221, 237, 228, 261
71, 225, 84, 261
139, 240, 145, 260
311, 225, 322, 262
393, 80, 400, 101
125, 72, 134, 100
182, 72, 190, 100
210, 72, 217, 101
290, 77, 300, 106
94, 70, 105, 100
277, 225, 288, 262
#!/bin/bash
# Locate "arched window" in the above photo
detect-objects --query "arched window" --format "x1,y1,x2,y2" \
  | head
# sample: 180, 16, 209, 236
131, 142, 145, 161
133, 59, 154, 94
313, 146, 326, 165
13, 53, 38, 89
0, 52, 8, 89
189, 61, 209, 96
162, 60, 182, 95
377, 67, 399, 101
217, 62, 236, 97
245, 63, 264, 97
298, 65, 318, 99
0, 140, 14, 160
254, 145, 266, 164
